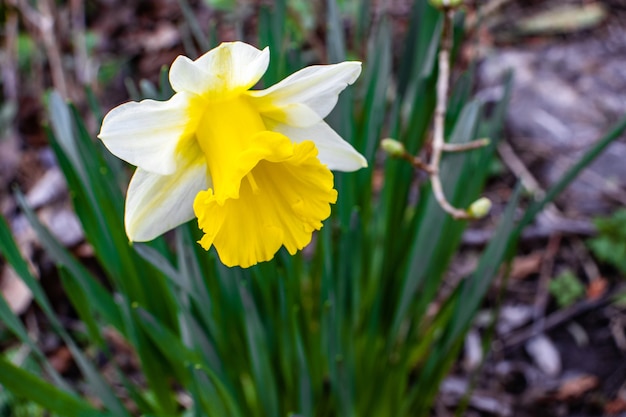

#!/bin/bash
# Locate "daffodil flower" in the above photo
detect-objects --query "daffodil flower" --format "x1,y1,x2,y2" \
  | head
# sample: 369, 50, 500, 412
98, 42, 366, 268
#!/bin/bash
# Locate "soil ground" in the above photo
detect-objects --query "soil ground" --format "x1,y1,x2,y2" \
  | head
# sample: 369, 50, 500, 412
1, 0, 626, 416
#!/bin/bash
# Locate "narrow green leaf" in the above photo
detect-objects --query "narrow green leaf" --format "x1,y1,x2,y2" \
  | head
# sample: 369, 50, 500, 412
448, 184, 523, 345
62, 335, 132, 417
14, 189, 122, 330
136, 308, 199, 383
0, 289, 72, 391
518, 112, 626, 231
135, 243, 191, 294
359, 15, 392, 162
291, 309, 313, 416
326, 0, 346, 63
258, 0, 287, 85
0, 214, 50, 314
178, 0, 211, 52
408, 185, 523, 413
47, 91, 87, 186
239, 282, 279, 417
191, 364, 245, 417
6, 200, 131, 416
0, 356, 100, 417
390, 100, 480, 339
59, 267, 104, 346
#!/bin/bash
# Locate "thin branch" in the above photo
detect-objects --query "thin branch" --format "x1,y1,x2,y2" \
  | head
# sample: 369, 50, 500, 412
428, 8, 475, 220
381, 4, 491, 219
401, 154, 433, 174
502, 292, 614, 350
70, 0, 88, 85
532, 233, 561, 337
498, 139, 602, 283
15, 0, 69, 98
465, 0, 514, 33
1, 9, 19, 100
442, 138, 490, 152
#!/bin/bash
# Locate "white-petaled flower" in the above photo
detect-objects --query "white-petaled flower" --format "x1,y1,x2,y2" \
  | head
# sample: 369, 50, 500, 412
98, 41, 366, 268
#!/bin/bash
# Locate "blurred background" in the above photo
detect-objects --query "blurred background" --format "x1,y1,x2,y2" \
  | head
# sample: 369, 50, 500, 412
1, 0, 626, 416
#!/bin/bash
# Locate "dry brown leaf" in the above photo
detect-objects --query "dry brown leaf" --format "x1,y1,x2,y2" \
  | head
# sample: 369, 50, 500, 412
0, 265, 33, 315
605, 397, 626, 415
128, 22, 180, 53
586, 277, 608, 301
510, 252, 542, 280
104, 327, 140, 370
517, 3, 607, 35
555, 374, 599, 401
48, 346, 73, 374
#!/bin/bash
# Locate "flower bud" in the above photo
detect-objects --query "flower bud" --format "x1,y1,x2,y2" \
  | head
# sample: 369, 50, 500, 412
428, 0, 464, 8
381, 138, 406, 158
468, 197, 492, 219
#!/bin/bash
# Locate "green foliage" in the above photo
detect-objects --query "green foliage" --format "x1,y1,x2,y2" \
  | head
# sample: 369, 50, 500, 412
588, 209, 626, 274
549, 270, 586, 307
0, 102, 16, 140
202, 0, 236, 11
614, 291, 626, 307
16, 34, 36, 71
2, 0, 626, 416
0, 350, 59, 417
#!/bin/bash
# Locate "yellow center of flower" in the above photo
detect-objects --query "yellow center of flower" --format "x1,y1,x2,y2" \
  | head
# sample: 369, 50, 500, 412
192, 95, 337, 268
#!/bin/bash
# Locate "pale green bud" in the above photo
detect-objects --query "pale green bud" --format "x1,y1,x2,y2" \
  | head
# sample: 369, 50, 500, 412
468, 197, 492, 219
428, 0, 464, 8
381, 138, 406, 157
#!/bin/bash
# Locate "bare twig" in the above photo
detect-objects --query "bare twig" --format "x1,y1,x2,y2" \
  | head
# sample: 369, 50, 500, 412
1, 9, 19, 100
39, 0, 69, 97
70, 0, 89, 85
570, 238, 601, 282
462, 218, 595, 246
429, 9, 469, 219
381, 4, 490, 219
465, 0, 515, 33
15, 0, 69, 98
502, 291, 614, 349
497, 141, 544, 198
533, 233, 561, 330
498, 138, 603, 284
551, 151, 626, 207
401, 154, 433, 174
429, 7, 491, 220
441, 138, 490, 152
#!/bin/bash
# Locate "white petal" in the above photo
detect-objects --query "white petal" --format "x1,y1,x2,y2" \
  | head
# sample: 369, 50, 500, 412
270, 120, 367, 172
170, 42, 269, 96
98, 93, 192, 175
255, 103, 321, 126
249, 62, 362, 127
168, 56, 219, 96
125, 156, 209, 241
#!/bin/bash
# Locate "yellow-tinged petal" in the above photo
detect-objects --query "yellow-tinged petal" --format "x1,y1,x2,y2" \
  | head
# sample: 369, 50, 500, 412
267, 119, 367, 171
125, 153, 208, 241
247, 61, 362, 127
170, 42, 269, 99
98, 92, 195, 175
194, 136, 337, 268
